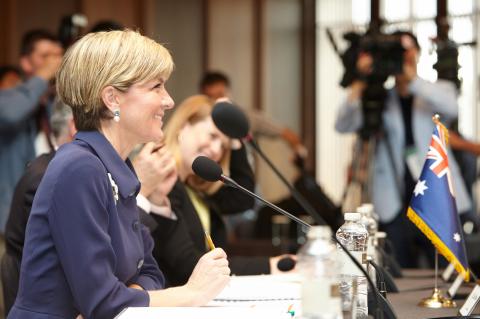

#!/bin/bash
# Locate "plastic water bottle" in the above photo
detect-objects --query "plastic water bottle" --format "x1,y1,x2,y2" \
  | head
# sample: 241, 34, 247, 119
357, 204, 378, 282
358, 203, 378, 221
336, 213, 368, 318
297, 226, 342, 319
357, 204, 378, 239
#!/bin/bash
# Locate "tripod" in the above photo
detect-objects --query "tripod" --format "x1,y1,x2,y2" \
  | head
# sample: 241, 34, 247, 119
342, 80, 403, 213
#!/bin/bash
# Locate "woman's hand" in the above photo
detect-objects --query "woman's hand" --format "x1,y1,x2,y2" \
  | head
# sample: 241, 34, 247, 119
185, 248, 231, 305
133, 142, 177, 197
147, 249, 229, 307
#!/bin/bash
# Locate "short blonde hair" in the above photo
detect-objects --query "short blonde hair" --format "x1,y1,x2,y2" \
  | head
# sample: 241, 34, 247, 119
56, 30, 174, 131
164, 95, 231, 194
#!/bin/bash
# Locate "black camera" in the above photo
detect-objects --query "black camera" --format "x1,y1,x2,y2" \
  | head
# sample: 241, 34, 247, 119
339, 31, 406, 88
335, 30, 407, 138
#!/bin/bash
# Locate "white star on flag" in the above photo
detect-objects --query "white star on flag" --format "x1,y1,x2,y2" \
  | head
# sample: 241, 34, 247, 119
413, 180, 428, 197
453, 233, 461, 243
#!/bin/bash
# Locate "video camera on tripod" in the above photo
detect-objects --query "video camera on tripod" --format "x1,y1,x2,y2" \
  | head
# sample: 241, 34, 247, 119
434, 39, 461, 90
328, 29, 409, 139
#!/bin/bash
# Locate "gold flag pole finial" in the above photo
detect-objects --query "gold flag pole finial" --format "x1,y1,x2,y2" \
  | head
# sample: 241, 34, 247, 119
432, 114, 449, 146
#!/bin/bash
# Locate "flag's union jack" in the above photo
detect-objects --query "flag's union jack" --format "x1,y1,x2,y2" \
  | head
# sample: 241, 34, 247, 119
426, 125, 454, 195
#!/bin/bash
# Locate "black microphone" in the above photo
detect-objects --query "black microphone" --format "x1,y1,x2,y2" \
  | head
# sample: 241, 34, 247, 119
192, 155, 222, 182
277, 256, 296, 272
211, 102, 250, 139
192, 156, 310, 229
211, 101, 327, 227
192, 156, 396, 319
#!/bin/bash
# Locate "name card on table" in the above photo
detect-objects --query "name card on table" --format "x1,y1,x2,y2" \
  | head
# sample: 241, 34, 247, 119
447, 273, 465, 298
459, 284, 480, 316
442, 263, 455, 282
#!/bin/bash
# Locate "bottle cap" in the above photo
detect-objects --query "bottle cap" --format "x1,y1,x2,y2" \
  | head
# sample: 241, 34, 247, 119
307, 225, 332, 239
357, 203, 374, 215
344, 212, 361, 221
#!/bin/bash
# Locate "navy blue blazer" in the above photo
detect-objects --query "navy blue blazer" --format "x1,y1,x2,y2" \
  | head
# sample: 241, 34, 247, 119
8, 131, 164, 319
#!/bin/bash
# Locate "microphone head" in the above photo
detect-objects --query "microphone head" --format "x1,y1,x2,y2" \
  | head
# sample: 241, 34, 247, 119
192, 156, 223, 182
212, 101, 250, 139
277, 256, 296, 272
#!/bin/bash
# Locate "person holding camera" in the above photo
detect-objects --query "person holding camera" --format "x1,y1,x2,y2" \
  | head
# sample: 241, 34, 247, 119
335, 31, 471, 268
0, 30, 63, 234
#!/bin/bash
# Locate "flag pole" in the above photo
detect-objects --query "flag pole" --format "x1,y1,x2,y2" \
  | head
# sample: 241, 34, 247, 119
418, 250, 456, 308
418, 115, 455, 308
435, 249, 438, 291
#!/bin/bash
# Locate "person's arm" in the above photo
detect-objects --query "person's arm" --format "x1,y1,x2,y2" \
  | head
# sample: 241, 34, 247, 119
133, 224, 165, 290
137, 206, 160, 233
0, 53, 61, 127
147, 248, 230, 306
409, 78, 458, 119
335, 80, 365, 133
246, 109, 283, 138
207, 146, 255, 214
246, 110, 308, 156
335, 53, 372, 133
49, 160, 153, 319
449, 131, 480, 156
152, 182, 205, 286
0, 77, 48, 127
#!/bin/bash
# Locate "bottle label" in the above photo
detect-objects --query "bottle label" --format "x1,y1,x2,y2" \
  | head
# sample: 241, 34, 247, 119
302, 278, 342, 317
339, 250, 366, 276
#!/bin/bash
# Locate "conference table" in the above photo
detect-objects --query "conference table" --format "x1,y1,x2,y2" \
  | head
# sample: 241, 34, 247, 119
117, 269, 480, 318
390, 268, 479, 318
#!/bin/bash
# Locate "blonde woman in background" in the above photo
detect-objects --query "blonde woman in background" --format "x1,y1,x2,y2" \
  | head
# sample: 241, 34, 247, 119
149, 95, 293, 287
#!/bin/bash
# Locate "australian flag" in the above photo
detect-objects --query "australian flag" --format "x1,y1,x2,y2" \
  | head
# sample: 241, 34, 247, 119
407, 121, 469, 280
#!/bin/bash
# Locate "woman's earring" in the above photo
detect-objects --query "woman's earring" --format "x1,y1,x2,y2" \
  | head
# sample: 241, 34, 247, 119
113, 109, 120, 122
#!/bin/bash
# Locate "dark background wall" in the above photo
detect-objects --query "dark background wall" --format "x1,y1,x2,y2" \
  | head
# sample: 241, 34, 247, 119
0, 0, 315, 201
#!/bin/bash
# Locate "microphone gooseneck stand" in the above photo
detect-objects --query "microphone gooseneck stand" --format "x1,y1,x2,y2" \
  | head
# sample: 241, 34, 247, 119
188, 155, 395, 319
220, 174, 395, 319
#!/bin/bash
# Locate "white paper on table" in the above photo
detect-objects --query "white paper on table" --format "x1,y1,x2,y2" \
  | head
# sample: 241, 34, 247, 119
116, 274, 302, 319
213, 274, 302, 301
116, 306, 297, 319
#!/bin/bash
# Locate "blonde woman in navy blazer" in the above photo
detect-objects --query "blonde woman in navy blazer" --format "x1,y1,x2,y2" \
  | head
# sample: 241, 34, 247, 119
8, 30, 230, 319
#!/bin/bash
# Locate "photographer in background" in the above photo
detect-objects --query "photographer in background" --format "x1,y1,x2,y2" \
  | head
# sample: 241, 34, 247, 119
335, 31, 471, 268
0, 30, 62, 233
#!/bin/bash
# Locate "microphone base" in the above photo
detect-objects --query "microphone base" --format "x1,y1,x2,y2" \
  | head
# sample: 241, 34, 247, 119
368, 290, 398, 319
377, 265, 399, 293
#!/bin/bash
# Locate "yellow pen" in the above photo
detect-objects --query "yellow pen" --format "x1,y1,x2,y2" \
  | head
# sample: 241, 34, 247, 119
205, 231, 215, 250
